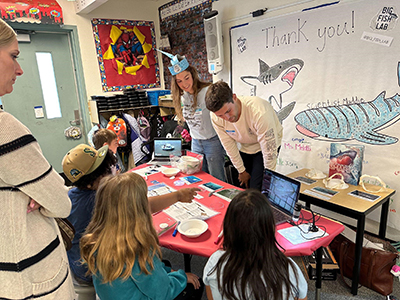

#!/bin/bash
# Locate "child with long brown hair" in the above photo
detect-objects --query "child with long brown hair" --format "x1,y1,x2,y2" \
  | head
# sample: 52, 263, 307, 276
167, 53, 225, 182
80, 172, 203, 299
203, 189, 307, 300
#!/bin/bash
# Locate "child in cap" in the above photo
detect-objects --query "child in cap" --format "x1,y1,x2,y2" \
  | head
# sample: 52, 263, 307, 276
62, 144, 200, 284
63, 144, 116, 284
81, 172, 204, 300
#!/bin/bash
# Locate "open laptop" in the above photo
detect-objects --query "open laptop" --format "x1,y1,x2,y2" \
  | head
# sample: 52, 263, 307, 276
147, 138, 182, 165
261, 168, 301, 224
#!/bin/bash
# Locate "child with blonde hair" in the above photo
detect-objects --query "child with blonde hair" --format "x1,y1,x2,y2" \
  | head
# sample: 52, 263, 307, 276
80, 172, 203, 299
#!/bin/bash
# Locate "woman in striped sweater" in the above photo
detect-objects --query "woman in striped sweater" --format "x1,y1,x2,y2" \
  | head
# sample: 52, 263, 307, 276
0, 19, 75, 299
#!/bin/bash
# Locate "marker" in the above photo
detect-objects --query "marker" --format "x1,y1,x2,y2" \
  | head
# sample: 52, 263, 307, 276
214, 230, 223, 244
172, 221, 181, 237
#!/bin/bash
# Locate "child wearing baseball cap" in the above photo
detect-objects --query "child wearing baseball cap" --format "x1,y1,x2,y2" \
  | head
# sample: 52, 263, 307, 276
62, 144, 200, 284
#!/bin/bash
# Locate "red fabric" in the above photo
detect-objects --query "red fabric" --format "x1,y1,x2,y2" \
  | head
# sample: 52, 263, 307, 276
132, 166, 344, 258
0, 0, 63, 24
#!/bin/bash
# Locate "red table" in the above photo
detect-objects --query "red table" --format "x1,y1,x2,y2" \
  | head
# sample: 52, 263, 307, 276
132, 166, 345, 300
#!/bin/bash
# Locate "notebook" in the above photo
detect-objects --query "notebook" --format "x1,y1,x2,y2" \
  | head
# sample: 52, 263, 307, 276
148, 138, 182, 165
261, 168, 301, 225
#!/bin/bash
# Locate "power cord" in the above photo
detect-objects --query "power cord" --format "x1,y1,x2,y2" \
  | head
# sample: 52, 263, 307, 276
290, 205, 326, 240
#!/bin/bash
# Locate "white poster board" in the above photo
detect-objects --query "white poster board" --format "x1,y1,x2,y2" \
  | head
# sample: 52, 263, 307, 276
230, 0, 400, 233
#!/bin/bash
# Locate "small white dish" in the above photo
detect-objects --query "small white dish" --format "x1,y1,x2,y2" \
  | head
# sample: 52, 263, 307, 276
161, 168, 180, 178
178, 219, 208, 238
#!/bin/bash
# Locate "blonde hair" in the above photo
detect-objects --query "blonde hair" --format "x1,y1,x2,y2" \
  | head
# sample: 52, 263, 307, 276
0, 19, 17, 48
92, 128, 117, 150
171, 65, 211, 125
80, 172, 161, 283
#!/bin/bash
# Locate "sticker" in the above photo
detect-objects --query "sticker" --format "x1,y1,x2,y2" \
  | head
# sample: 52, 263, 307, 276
173, 180, 185, 186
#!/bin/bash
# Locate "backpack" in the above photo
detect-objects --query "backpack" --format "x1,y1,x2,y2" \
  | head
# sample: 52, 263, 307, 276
137, 111, 151, 142
107, 115, 127, 147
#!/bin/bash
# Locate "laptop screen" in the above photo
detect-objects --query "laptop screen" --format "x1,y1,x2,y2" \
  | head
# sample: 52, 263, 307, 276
153, 138, 182, 158
261, 169, 300, 216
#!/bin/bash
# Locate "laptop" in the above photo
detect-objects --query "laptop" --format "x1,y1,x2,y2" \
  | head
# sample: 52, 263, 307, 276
147, 138, 182, 165
261, 168, 301, 225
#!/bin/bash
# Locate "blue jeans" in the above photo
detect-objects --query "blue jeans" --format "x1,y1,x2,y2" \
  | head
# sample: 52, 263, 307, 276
191, 135, 226, 182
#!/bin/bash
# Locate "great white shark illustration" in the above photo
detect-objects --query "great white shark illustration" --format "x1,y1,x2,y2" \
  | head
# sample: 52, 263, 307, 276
241, 58, 304, 122
295, 63, 400, 145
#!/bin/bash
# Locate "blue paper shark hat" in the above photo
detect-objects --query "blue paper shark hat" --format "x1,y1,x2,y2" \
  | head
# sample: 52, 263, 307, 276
156, 49, 189, 76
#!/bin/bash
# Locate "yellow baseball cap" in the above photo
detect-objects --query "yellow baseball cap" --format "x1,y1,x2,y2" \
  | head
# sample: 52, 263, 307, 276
62, 144, 109, 183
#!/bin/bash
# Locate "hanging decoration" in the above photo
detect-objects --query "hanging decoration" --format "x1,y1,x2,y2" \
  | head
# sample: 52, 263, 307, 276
0, 0, 63, 24
92, 18, 160, 92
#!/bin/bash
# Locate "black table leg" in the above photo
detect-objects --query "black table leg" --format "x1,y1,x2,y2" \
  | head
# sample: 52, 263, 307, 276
379, 199, 390, 239
184, 253, 192, 272
351, 216, 366, 295
315, 247, 323, 300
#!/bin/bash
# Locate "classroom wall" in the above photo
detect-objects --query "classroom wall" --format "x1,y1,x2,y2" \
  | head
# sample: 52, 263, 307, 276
57, 0, 399, 239
58, 0, 163, 99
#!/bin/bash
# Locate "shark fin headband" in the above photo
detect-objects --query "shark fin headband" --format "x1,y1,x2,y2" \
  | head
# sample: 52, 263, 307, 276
156, 49, 189, 76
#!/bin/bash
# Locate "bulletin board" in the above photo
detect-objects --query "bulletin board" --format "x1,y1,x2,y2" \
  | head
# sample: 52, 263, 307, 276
230, 0, 400, 233
159, 0, 213, 89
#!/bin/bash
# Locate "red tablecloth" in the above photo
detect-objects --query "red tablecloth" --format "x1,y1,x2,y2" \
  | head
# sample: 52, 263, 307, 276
132, 166, 344, 258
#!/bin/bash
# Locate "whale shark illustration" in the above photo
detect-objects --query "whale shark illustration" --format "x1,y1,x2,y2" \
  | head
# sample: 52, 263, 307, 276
295, 63, 400, 145
240, 58, 304, 123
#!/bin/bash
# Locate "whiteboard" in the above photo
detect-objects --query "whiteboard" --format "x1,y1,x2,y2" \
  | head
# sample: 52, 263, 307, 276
230, 0, 400, 233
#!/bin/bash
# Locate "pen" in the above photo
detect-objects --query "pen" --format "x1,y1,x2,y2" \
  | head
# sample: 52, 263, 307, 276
214, 230, 223, 244
172, 221, 181, 237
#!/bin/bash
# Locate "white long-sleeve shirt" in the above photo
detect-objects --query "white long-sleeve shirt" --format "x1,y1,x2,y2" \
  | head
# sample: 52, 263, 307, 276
211, 96, 283, 173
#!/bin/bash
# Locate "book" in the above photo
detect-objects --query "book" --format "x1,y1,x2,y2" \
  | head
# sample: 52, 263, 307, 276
328, 143, 365, 186
213, 188, 242, 202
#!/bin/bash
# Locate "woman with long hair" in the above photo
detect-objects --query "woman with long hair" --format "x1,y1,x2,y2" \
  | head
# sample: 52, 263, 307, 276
80, 172, 203, 299
0, 18, 75, 298
170, 58, 226, 182
203, 190, 307, 300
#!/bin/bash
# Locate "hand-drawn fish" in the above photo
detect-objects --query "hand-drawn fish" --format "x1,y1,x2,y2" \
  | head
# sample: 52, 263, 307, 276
295, 91, 400, 145
241, 58, 304, 108
295, 61, 400, 146
240, 58, 304, 123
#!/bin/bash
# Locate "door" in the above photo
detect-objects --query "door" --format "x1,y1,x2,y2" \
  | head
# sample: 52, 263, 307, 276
2, 31, 83, 173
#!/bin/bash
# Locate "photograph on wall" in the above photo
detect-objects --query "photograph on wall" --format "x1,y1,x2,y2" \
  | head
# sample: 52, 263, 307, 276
92, 18, 160, 92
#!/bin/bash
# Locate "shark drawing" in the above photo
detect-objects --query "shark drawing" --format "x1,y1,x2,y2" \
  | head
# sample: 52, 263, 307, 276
295, 63, 400, 145
241, 58, 304, 123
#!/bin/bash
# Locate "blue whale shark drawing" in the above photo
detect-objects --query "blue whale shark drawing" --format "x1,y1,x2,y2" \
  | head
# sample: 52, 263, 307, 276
295, 63, 400, 145
240, 58, 304, 123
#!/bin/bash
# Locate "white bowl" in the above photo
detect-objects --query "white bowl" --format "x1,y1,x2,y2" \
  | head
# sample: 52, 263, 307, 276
161, 168, 180, 177
178, 219, 208, 238
178, 156, 201, 174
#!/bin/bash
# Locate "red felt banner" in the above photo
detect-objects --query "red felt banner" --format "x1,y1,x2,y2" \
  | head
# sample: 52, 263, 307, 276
92, 19, 160, 92
0, 0, 63, 24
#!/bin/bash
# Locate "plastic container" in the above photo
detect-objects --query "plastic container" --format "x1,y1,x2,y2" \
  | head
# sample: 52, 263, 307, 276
147, 90, 171, 106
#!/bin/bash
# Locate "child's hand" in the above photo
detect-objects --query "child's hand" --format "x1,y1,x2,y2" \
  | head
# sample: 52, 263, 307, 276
185, 272, 200, 289
177, 188, 201, 203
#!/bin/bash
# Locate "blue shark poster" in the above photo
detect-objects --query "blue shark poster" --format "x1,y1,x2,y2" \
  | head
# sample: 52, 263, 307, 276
230, 0, 400, 232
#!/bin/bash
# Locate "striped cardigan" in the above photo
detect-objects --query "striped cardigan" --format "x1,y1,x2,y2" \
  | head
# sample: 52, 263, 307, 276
0, 111, 75, 299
